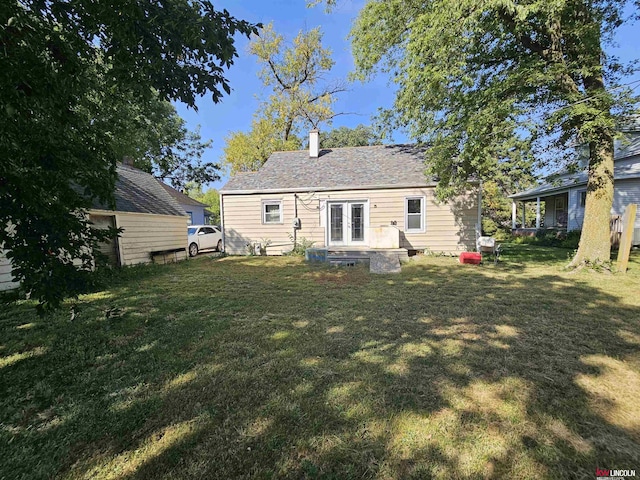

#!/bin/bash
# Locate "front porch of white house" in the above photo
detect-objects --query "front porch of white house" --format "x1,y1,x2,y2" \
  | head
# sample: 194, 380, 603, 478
511, 192, 570, 235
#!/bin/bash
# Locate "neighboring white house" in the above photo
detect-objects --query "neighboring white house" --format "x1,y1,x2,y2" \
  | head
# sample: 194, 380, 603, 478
1, 163, 189, 291
220, 131, 481, 256
510, 133, 640, 245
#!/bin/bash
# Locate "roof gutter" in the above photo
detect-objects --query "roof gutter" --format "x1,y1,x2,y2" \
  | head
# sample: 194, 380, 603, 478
88, 208, 189, 218
509, 183, 580, 201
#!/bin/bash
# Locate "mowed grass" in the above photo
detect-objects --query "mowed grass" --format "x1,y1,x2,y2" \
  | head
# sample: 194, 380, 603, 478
1, 246, 639, 480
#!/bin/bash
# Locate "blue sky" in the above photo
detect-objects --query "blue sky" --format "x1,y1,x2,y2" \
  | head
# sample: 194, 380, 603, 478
175, 1, 640, 191
175, 0, 396, 190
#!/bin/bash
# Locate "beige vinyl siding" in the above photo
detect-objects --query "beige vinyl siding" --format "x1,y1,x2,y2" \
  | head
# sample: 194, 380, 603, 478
0, 250, 18, 291
111, 212, 188, 265
222, 193, 323, 255
222, 187, 479, 255
1, 213, 187, 291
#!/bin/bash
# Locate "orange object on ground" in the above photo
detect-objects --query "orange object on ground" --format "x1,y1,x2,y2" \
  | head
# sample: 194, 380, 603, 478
459, 252, 482, 264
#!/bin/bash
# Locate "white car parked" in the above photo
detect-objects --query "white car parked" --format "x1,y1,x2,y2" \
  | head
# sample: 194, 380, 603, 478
187, 225, 223, 257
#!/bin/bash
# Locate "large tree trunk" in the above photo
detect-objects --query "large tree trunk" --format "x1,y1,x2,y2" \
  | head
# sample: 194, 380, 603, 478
566, 7, 616, 268
569, 128, 614, 267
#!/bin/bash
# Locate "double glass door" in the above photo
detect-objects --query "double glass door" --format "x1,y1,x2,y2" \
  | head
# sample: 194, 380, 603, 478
328, 201, 367, 246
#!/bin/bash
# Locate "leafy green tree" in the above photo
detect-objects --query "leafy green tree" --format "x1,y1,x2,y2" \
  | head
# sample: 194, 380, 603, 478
0, 0, 258, 311
110, 93, 216, 190
320, 125, 382, 148
222, 23, 344, 173
482, 180, 540, 235
223, 116, 302, 174
188, 187, 221, 225
251, 23, 345, 138
481, 154, 536, 235
348, 0, 638, 267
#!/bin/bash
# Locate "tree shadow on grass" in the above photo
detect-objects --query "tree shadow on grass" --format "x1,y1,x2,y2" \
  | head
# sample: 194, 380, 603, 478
1, 253, 639, 479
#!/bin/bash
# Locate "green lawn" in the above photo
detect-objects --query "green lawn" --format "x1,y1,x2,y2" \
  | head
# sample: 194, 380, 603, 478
1, 246, 639, 479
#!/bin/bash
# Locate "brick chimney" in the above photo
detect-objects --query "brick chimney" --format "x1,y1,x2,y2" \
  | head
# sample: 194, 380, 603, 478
309, 129, 319, 158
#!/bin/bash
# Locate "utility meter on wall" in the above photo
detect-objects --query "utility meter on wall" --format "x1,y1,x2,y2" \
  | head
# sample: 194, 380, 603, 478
292, 217, 301, 229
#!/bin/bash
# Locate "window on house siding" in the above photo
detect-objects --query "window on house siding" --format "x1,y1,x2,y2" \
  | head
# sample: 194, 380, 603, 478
186, 211, 193, 225
579, 190, 587, 208
405, 197, 425, 233
263, 200, 283, 224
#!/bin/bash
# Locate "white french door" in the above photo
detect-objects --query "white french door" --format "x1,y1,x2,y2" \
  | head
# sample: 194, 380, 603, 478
327, 201, 368, 246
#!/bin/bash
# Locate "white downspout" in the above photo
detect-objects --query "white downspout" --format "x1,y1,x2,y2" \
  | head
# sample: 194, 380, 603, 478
220, 193, 225, 252
477, 181, 483, 236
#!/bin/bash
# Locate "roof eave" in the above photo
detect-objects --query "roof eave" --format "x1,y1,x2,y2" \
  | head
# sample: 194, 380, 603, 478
220, 182, 445, 195
510, 189, 574, 201
158, 181, 208, 207
510, 171, 640, 200
181, 199, 208, 207
88, 208, 189, 218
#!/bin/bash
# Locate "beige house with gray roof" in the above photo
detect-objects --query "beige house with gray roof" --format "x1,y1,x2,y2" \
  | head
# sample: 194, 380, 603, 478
220, 131, 480, 256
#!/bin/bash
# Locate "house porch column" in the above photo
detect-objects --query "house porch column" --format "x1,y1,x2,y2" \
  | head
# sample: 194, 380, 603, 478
512, 201, 517, 230
536, 197, 541, 229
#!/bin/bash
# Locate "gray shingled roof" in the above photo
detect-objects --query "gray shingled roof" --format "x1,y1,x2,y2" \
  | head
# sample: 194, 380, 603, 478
159, 182, 207, 207
92, 164, 187, 216
221, 145, 434, 193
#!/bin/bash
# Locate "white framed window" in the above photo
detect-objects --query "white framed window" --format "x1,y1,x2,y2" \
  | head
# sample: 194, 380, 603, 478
579, 190, 587, 208
405, 196, 425, 233
262, 200, 283, 224
186, 211, 193, 225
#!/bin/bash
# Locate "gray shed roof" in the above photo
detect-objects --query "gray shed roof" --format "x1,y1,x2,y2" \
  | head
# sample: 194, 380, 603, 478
92, 164, 187, 216
159, 182, 208, 207
221, 145, 434, 193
